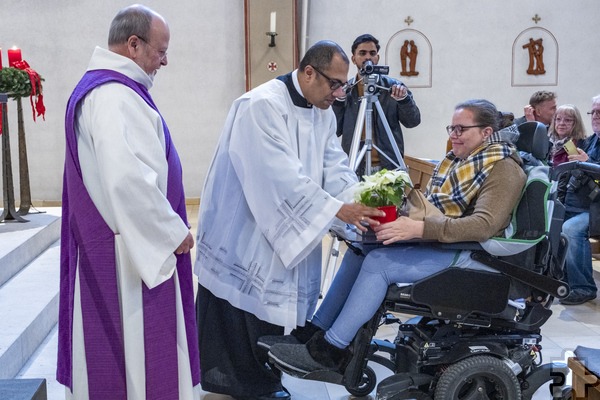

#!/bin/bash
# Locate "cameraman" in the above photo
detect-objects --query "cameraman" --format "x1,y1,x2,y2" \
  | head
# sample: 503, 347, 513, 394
559, 94, 600, 305
334, 34, 421, 176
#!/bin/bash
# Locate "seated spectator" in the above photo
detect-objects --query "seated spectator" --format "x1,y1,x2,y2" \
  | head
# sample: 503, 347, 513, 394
266, 99, 527, 374
548, 104, 587, 166
514, 90, 557, 127
559, 95, 600, 305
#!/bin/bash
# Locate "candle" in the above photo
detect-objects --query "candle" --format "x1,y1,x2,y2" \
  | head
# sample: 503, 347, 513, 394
0, 48, 3, 69
8, 47, 22, 67
270, 11, 276, 33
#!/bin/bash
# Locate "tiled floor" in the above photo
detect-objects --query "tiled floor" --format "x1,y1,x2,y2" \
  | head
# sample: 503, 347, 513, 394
16, 205, 600, 399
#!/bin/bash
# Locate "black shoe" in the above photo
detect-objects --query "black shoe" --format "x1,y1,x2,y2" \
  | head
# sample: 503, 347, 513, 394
234, 389, 291, 400
290, 321, 322, 343
268, 331, 351, 375
257, 334, 301, 351
559, 290, 597, 305
257, 321, 322, 350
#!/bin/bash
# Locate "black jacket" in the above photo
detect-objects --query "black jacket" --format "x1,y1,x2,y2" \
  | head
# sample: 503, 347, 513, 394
333, 74, 421, 171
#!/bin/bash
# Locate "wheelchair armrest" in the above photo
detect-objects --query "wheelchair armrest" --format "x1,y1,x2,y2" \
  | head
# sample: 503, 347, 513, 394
330, 225, 483, 249
470, 251, 570, 299
551, 161, 600, 180
430, 241, 484, 251
386, 267, 512, 321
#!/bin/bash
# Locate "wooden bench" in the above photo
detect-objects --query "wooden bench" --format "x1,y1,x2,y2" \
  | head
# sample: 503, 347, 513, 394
569, 346, 600, 400
569, 357, 600, 399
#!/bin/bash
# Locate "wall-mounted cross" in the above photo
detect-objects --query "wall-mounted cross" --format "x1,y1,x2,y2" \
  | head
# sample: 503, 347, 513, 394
532, 14, 541, 24
404, 16, 414, 26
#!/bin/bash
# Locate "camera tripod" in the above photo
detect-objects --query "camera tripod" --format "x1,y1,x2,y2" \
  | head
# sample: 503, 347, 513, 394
320, 74, 409, 297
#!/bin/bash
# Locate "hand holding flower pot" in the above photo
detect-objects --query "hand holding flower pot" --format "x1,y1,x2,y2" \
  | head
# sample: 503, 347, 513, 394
354, 169, 412, 224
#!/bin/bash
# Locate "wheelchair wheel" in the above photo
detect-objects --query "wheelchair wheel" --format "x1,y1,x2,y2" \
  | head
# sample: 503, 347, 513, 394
434, 355, 521, 400
345, 365, 376, 397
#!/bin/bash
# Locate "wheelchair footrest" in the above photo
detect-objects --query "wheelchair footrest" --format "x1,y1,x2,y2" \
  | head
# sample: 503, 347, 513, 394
376, 372, 433, 399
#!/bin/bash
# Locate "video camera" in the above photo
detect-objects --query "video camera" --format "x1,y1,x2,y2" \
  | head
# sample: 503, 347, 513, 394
359, 60, 389, 76
567, 168, 600, 202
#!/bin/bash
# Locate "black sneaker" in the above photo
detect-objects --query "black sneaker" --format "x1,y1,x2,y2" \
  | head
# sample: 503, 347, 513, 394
257, 334, 301, 351
258, 321, 322, 350
269, 331, 351, 375
269, 342, 331, 375
559, 290, 597, 305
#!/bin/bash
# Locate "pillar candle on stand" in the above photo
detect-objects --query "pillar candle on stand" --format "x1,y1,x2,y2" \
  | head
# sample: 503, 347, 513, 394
8, 47, 22, 67
270, 11, 276, 33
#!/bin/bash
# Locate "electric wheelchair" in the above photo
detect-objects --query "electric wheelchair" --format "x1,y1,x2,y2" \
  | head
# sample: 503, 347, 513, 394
271, 122, 591, 399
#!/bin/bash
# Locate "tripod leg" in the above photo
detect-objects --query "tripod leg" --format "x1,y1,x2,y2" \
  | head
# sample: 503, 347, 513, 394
320, 235, 341, 298
373, 99, 407, 171
348, 99, 367, 172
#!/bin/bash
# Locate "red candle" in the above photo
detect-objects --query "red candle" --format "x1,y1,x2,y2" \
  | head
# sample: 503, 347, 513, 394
8, 47, 22, 67
0, 48, 3, 69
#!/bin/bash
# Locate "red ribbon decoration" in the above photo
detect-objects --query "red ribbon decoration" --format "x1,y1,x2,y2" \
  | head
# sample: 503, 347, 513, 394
12, 60, 45, 122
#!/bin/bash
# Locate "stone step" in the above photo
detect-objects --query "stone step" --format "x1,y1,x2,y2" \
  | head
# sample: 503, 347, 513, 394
0, 209, 61, 288
0, 378, 47, 400
0, 208, 61, 380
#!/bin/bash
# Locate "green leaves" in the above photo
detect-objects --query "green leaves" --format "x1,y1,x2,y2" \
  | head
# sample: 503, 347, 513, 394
0, 67, 43, 98
354, 169, 412, 207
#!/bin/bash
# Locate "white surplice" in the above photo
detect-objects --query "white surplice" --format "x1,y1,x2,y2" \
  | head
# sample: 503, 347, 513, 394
68, 47, 198, 399
195, 71, 358, 329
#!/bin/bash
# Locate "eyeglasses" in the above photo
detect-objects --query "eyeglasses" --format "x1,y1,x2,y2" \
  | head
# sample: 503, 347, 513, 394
587, 110, 600, 117
136, 35, 168, 61
445, 124, 486, 136
555, 117, 574, 124
310, 65, 349, 92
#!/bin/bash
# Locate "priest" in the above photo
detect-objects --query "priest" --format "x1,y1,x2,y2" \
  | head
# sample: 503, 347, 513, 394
57, 5, 200, 399
194, 40, 384, 400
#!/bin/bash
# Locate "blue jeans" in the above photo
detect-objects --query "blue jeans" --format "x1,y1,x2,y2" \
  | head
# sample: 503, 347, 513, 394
312, 244, 467, 348
562, 211, 598, 295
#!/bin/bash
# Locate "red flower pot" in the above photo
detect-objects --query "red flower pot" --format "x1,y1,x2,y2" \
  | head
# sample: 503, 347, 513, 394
374, 205, 398, 224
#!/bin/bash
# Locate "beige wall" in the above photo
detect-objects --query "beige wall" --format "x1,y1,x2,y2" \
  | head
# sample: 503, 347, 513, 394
1, 0, 599, 203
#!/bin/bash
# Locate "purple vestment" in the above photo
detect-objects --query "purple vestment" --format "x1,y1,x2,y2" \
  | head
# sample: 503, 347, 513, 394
58, 69, 200, 399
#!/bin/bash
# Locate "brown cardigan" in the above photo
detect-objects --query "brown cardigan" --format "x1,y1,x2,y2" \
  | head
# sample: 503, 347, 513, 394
422, 154, 526, 243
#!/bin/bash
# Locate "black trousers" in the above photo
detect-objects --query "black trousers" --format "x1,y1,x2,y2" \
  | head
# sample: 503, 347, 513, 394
196, 284, 284, 397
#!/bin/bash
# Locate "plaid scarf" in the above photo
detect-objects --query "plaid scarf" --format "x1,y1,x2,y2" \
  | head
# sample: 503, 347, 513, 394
426, 132, 516, 217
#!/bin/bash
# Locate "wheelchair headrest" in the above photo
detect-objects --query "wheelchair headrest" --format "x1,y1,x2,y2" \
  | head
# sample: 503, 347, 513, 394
516, 122, 550, 161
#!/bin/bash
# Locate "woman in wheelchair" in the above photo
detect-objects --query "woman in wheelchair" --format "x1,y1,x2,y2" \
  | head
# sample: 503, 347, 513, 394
266, 99, 528, 375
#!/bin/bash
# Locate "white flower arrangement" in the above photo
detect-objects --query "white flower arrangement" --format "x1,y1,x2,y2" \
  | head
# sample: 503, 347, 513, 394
354, 169, 412, 207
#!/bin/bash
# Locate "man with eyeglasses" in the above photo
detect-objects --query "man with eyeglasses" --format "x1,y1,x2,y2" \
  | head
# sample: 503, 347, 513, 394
58, 4, 200, 399
194, 40, 384, 400
334, 34, 421, 176
559, 95, 600, 305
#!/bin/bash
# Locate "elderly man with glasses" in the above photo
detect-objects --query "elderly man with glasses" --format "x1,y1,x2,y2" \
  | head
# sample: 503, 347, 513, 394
558, 95, 600, 305
194, 40, 385, 400
58, 5, 200, 399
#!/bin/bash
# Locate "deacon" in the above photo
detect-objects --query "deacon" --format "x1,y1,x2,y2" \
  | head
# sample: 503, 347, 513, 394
194, 40, 383, 400
57, 5, 200, 399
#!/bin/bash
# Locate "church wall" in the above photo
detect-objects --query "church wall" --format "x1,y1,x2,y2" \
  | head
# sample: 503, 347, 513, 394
1, 0, 599, 202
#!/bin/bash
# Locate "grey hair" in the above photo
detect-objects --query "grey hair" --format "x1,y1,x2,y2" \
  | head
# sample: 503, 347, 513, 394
108, 4, 155, 46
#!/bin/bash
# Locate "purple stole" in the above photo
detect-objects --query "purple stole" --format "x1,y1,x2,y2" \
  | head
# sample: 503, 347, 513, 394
57, 69, 200, 399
